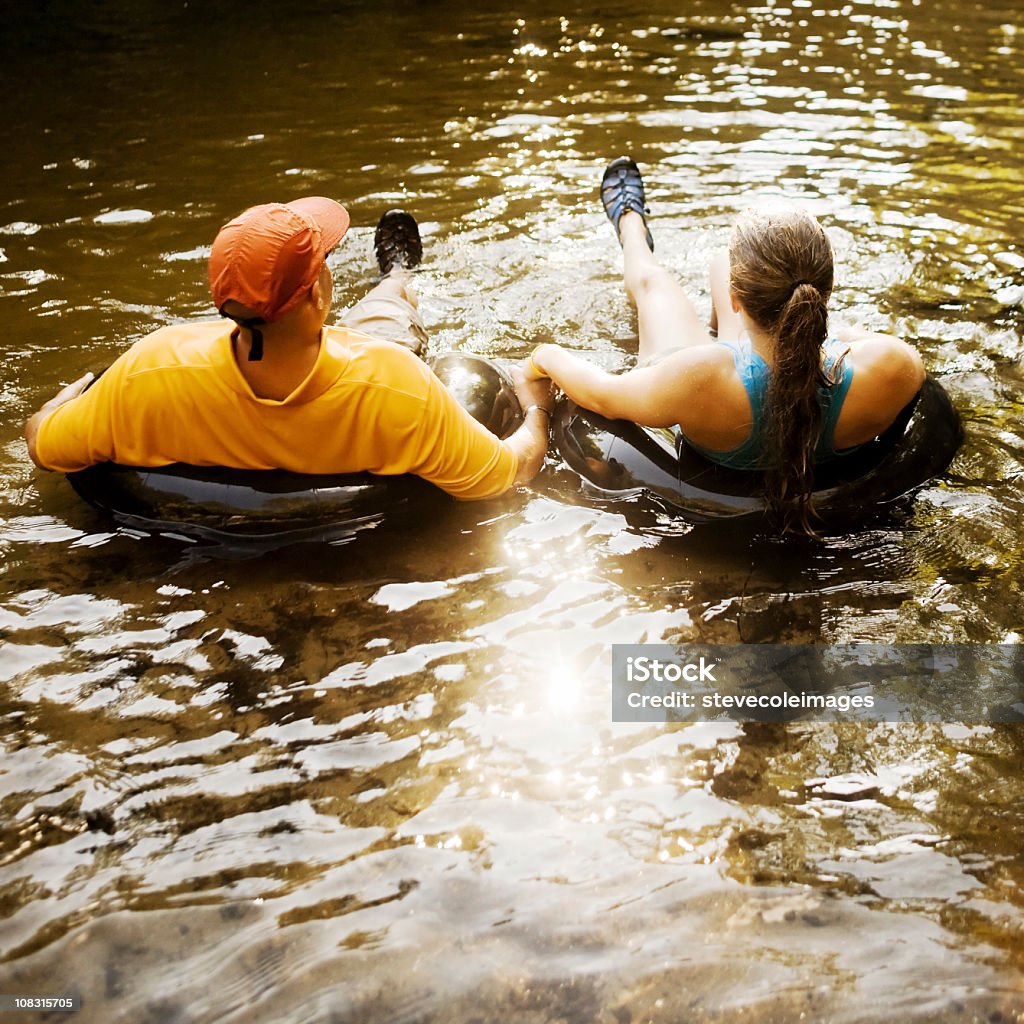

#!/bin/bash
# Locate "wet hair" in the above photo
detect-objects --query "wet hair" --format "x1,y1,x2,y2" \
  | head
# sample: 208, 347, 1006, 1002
729, 203, 838, 535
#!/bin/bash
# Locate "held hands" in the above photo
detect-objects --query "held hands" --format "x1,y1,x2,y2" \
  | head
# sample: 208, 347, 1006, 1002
524, 344, 556, 382
507, 363, 555, 486
510, 364, 554, 416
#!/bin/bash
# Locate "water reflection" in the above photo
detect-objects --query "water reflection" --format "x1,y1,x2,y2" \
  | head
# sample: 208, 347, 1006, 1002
2, 0, 1024, 1020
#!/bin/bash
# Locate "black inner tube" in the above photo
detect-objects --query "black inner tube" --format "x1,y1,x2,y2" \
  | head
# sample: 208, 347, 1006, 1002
551, 375, 963, 522
65, 352, 523, 537
63, 358, 962, 533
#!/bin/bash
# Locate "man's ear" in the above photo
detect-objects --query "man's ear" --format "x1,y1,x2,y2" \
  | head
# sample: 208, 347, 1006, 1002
310, 265, 333, 313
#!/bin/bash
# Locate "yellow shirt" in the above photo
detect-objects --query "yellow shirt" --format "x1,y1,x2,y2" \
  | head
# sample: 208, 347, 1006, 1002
35, 322, 518, 500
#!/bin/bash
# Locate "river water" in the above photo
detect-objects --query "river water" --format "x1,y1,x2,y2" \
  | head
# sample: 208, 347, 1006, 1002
1, 1, 1023, 1021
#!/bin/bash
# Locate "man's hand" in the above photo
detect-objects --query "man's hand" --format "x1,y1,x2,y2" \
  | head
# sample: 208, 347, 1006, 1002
41, 372, 94, 409
24, 371, 94, 470
505, 365, 554, 486
511, 364, 554, 416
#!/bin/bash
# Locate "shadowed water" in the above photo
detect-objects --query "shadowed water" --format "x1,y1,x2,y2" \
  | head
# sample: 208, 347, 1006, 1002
1, 0, 1023, 1021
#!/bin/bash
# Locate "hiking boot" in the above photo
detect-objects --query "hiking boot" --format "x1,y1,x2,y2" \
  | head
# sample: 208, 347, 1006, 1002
374, 209, 423, 275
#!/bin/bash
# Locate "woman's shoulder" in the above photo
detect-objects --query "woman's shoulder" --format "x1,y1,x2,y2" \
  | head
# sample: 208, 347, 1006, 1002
834, 325, 919, 360
838, 329, 924, 386
654, 343, 758, 442
654, 339, 743, 378
834, 328, 927, 443
669, 343, 757, 412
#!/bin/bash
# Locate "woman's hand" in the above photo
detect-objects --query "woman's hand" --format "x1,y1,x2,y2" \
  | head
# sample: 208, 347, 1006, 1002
524, 344, 555, 382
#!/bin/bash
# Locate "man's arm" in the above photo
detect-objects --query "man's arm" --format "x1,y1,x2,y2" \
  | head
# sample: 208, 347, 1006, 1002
503, 367, 554, 486
24, 372, 95, 470
407, 358, 553, 500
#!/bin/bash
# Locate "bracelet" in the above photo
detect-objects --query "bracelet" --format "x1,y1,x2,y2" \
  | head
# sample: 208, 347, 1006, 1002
523, 404, 552, 421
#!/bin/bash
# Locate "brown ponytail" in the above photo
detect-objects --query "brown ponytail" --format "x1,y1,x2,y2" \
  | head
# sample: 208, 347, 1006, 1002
729, 205, 835, 535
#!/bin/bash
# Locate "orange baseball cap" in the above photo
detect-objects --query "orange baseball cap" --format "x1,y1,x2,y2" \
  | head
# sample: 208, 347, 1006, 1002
208, 197, 350, 322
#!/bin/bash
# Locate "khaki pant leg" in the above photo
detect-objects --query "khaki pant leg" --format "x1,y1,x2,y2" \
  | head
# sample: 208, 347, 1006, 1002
338, 292, 429, 357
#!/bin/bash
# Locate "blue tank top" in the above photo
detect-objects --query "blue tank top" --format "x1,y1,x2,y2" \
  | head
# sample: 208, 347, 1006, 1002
683, 336, 857, 470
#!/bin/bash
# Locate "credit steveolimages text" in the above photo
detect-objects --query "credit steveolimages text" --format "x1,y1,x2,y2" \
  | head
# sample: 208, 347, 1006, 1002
618, 653, 876, 716
612, 643, 1024, 724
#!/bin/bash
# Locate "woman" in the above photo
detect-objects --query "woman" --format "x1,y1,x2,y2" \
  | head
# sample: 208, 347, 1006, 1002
525, 158, 925, 533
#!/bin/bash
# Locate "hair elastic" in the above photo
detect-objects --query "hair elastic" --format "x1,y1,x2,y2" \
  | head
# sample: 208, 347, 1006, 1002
527, 347, 550, 379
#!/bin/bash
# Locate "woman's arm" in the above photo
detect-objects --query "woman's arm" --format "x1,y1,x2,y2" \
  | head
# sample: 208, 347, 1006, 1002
526, 343, 716, 428
709, 249, 745, 339
525, 345, 623, 417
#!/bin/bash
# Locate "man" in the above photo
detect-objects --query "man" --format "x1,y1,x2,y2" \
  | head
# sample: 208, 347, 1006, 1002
25, 197, 553, 499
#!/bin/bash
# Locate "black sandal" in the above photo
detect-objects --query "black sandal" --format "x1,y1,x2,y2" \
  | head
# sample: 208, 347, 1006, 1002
600, 156, 654, 252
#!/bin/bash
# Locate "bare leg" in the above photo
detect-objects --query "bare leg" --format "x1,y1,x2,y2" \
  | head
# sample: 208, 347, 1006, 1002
709, 249, 743, 339
620, 212, 712, 364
